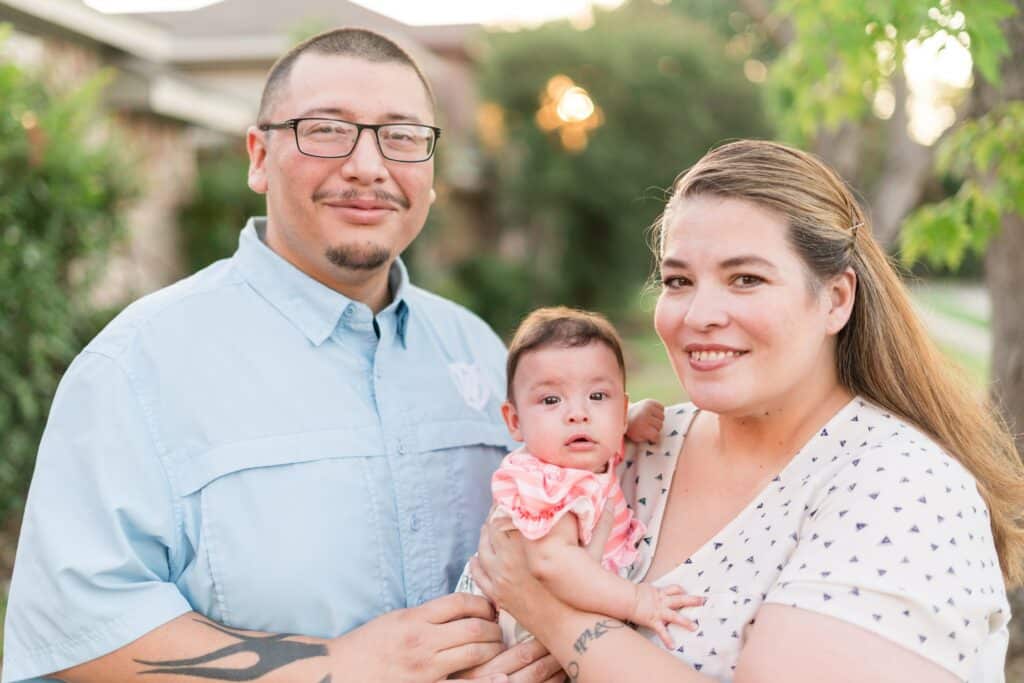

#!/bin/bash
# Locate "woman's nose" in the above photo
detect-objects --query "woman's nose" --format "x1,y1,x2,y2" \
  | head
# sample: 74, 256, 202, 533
684, 286, 729, 329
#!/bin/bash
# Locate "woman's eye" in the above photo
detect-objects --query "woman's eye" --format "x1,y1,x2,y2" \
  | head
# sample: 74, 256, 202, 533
733, 274, 765, 287
661, 276, 690, 289
541, 396, 560, 405
589, 392, 607, 401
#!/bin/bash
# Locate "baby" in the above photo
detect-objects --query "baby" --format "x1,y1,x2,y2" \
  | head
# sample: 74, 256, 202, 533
458, 306, 696, 648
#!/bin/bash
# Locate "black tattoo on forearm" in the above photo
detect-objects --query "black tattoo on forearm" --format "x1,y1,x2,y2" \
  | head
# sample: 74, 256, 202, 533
567, 661, 581, 682
572, 619, 625, 655
134, 619, 328, 680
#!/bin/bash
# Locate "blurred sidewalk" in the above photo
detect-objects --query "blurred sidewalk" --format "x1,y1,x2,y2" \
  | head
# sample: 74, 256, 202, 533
910, 281, 991, 359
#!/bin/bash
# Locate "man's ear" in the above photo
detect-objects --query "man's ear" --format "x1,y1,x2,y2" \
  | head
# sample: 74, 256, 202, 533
501, 401, 524, 442
429, 188, 437, 204
825, 267, 857, 335
246, 126, 269, 194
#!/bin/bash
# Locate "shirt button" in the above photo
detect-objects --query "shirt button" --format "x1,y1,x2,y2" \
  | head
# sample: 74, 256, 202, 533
410, 515, 420, 532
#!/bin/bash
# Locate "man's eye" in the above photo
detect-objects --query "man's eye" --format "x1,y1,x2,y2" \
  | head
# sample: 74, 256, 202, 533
589, 392, 607, 401
542, 396, 560, 405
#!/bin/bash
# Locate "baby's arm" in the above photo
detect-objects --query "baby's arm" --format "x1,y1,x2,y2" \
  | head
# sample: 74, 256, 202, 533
522, 514, 701, 648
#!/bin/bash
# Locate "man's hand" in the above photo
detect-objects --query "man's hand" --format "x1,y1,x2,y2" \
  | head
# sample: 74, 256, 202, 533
626, 399, 665, 444
452, 637, 565, 683
335, 592, 505, 682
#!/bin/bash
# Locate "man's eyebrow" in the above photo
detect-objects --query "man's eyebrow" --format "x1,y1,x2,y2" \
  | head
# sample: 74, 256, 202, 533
298, 107, 427, 124
661, 255, 779, 271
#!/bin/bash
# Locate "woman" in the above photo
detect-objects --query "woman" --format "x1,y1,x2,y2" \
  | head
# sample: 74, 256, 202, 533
471, 140, 1024, 682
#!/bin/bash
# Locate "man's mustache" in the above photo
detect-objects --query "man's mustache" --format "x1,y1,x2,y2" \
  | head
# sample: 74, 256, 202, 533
313, 188, 410, 209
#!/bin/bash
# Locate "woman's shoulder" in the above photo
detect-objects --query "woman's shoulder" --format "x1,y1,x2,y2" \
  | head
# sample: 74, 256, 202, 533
824, 398, 982, 506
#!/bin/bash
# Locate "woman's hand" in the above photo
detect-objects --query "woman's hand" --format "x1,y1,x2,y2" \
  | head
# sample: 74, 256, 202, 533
471, 516, 551, 619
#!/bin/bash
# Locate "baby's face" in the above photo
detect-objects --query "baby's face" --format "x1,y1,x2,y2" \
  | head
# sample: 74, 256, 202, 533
503, 342, 628, 472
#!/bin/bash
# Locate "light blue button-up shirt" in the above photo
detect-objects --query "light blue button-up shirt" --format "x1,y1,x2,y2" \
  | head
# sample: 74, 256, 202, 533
3, 219, 514, 682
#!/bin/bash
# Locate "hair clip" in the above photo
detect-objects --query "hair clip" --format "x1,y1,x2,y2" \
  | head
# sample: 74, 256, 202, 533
850, 221, 863, 238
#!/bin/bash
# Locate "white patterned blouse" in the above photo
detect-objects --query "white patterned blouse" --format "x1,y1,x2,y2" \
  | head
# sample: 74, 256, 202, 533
620, 397, 1010, 682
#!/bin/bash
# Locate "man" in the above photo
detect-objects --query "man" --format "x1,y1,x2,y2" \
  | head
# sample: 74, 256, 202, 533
3, 28, 562, 683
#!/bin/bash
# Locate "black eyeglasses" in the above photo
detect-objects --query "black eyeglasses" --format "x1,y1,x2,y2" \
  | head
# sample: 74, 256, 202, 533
258, 117, 441, 163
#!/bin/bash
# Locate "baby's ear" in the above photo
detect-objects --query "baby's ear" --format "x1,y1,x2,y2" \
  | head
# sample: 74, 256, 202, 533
622, 392, 630, 430
501, 401, 524, 442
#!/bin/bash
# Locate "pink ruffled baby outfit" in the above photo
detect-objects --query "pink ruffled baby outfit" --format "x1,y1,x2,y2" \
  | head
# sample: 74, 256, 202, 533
491, 447, 646, 574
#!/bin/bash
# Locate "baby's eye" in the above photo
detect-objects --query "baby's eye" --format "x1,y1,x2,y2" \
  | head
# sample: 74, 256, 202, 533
589, 392, 608, 401
541, 396, 561, 406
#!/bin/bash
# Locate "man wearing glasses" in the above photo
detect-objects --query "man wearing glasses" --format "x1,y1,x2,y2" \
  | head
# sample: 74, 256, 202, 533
4, 28, 561, 683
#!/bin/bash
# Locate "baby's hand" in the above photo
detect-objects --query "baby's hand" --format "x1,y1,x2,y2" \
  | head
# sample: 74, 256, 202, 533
626, 399, 665, 444
632, 583, 703, 649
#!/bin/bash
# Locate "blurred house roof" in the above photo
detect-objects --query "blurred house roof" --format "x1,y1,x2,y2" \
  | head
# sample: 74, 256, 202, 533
0, 0, 479, 135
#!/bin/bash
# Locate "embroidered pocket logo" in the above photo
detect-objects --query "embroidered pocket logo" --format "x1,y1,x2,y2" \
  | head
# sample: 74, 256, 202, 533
448, 362, 490, 412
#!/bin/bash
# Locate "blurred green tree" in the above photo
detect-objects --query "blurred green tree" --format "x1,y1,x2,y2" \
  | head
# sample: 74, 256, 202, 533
0, 29, 135, 517
755, 0, 1023, 448
467, 1, 770, 334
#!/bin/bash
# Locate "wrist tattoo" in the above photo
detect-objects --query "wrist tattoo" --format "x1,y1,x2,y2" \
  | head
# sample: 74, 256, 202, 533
567, 661, 581, 682
572, 619, 625, 655
134, 619, 328, 680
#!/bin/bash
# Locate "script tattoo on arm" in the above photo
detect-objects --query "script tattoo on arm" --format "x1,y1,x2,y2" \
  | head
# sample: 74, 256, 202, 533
133, 619, 329, 681
572, 619, 625, 655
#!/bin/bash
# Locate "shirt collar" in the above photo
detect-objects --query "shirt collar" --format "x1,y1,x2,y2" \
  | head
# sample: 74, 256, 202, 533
233, 217, 411, 347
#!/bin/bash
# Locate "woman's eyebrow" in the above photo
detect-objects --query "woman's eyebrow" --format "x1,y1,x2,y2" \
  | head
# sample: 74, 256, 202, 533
719, 255, 779, 272
661, 255, 778, 271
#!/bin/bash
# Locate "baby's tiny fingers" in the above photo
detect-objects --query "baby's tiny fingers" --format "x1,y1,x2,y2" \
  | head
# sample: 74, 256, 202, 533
667, 594, 705, 610
666, 611, 699, 632
653, 623, 675, 650
659, 585, 685, 596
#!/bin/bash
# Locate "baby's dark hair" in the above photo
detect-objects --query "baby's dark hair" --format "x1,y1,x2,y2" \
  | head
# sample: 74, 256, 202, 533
505, 306, 626, 403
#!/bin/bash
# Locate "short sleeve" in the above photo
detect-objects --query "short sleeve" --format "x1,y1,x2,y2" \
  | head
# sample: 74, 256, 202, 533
765, 445, 1009, 680
2, 352, 192, 682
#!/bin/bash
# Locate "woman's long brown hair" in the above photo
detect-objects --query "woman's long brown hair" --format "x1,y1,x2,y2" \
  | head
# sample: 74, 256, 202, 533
653, 139, 1024, 585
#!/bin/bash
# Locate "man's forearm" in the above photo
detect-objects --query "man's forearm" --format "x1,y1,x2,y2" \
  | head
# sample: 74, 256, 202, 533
56, 612, 334, 683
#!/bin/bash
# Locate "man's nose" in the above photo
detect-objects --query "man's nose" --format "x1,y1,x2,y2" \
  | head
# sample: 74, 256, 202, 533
340, 129, 387, 183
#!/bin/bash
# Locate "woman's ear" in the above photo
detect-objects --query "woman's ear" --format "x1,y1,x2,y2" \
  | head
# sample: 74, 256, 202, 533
501, 401, 524, 442
825, 267, 857, 335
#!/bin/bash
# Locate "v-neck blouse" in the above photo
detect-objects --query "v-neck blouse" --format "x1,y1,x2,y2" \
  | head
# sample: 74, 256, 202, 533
619, 398, 1010, 682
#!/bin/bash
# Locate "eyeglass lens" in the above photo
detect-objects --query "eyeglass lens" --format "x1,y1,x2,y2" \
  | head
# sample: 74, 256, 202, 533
295, 119, 435, 161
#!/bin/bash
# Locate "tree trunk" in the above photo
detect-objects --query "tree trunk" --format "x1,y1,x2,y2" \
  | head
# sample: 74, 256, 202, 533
972, 0, 1024, 673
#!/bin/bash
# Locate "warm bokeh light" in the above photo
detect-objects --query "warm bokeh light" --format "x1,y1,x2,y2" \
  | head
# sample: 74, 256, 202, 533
556, 86, 595, 123
476, 102, 507, 151
536, 75, 603, 152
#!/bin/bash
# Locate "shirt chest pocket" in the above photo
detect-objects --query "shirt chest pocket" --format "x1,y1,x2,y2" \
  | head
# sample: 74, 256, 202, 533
168, 428, 392, 635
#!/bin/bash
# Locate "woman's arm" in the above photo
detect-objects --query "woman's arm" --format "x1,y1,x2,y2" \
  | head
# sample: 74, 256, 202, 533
475, 519, 712, 683
735, 605, 959, 683
475, 519, 964, 683
522, 515, 699, 647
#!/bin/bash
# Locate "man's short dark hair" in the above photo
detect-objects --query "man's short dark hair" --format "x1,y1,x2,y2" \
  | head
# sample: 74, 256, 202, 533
257, 27, 435, 122
505, 307, 627, 402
